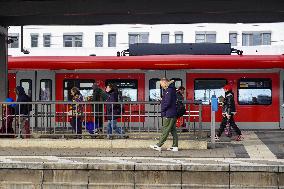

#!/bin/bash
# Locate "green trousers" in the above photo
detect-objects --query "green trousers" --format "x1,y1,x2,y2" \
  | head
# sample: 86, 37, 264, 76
157, 117, 178, 147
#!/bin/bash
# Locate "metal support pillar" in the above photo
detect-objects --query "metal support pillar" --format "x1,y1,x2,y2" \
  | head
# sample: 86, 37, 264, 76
0, 26, 8, 101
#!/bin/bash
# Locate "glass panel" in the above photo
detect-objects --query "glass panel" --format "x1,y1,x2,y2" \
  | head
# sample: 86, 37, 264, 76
252, 32, 262, 46
9, 36, 19, 48
262, 33, 271, 45
161, 34, 169, 44
64, 41, 72, 47
31, 35, 38, 47
194, 79, 227, 105
129, 34, 138, 44
229, 33, 237, 46
149, 79, 161, 101
40, 80, 52, 101
206, 34, 216, 43
195, 34, 205, 43
175, 34, 183, 43
20, 80, 32, 98
75, 41, 82, 47
95, 35, 103, 47
108, 34, 116, 47
64, 35, 73, 41
238, 79, 272, 105
140, 34, 149, 43
106, 79, 138, 101
43, 35, 51, 47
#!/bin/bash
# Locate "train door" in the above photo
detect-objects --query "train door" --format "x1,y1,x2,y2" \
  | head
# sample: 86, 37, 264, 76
145, 70, 186, 130
280, 70, 284, 129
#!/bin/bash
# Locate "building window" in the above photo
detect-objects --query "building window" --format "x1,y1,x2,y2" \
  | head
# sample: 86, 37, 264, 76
194, 79, 227, 105
238, 78, 272, 105
108, 33, 116, 47
195, 32, 216, 43
129, 33, 149, 45
40, 79, 52, 101
242, 32, 271, 46
31, 34, 39, 47
229, 33, 237, 46
43, 34, 51, 47
175, 34, 183, 43
95, 34, 103, 47
63, 79, 95, 101
20, 79, 32, 98
161, 34, 169, 44
8, 33, 19, 48
105, 79, 138, 101
63, 34, 82, 47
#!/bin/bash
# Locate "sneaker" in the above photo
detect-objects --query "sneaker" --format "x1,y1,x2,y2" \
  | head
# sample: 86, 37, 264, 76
167, 147, 178, 152
150, 144, 161, 152
214, 135, 220, 141
235, 135, 243, 141
107, 135, 113, 140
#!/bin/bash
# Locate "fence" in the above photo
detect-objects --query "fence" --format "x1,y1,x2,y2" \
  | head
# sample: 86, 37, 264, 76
0, 101, 202, 139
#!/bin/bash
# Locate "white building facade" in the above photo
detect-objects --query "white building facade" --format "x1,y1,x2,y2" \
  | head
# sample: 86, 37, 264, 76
8, 23, 284, 56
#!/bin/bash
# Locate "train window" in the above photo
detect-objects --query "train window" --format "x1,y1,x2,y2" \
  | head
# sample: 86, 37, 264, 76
39, 79, 52, 101
149, 78, 162, 101
171, 78, 183, 89
238, 78, 272, 105
194, 79, 227, 105
105, 79, 138, 101
20, 79, 32, 98
63, 79, 95, 101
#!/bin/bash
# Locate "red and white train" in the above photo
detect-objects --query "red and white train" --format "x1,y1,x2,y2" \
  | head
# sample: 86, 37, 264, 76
7, 55, 284, 129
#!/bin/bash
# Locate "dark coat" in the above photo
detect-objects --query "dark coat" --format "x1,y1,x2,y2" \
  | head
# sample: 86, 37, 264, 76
106, 90, 121, 120
15, 86, 31, 115
161, 83, 177, 118
92, 87, 105, 113
222, 91, 236, 115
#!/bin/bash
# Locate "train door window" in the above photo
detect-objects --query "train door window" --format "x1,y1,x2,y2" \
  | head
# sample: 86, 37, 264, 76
39, 79, 52, 101
171, 78, 183, 89
194, 79, 227, 105
105, 79, 138, 101
238, 78, 272, 105
20, 79, 32, 98
149, 78, 162, 101
63, 79, 95, 101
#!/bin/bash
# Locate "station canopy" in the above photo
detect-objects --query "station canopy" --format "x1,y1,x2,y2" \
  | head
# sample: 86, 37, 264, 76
0, 0, 284, 25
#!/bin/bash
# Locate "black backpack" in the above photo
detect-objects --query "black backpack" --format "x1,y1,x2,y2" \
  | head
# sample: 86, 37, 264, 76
176, 100, 186, 118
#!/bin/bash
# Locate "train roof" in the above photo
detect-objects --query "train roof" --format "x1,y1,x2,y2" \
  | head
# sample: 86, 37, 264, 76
8, 55, 284, 70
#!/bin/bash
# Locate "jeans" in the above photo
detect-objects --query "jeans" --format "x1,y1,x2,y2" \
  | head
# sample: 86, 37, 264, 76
107, 119, 123, 135
70, 117, 82, 134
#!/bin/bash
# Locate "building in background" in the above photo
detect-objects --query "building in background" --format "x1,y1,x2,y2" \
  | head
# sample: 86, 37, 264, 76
8, 23, 284, 56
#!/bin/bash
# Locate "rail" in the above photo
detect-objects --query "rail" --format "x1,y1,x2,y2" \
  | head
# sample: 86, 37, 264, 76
0, 101, 203, 139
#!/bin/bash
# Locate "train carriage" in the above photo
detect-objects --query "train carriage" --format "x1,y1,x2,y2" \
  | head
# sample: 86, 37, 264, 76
7, 54, 284, 130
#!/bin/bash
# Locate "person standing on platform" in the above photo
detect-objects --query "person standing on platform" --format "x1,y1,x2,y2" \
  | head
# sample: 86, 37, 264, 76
69, 87, 83, 139
215, 84, 243, 141
92, 82, 107, 134
150, 78, 178, 152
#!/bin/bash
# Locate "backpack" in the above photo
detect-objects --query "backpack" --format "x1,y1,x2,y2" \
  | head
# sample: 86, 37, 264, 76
176, 100, 186, 118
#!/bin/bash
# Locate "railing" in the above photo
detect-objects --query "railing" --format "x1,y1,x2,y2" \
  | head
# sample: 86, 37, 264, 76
0, 101, 203, 139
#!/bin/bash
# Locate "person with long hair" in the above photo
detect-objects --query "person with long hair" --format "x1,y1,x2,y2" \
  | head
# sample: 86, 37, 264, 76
70, 87, 83, 139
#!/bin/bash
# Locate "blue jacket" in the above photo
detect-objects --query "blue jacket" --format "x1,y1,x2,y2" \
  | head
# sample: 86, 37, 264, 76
161, 83, 177, 118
